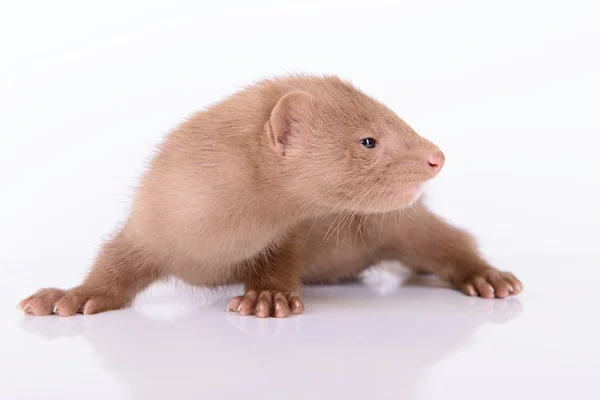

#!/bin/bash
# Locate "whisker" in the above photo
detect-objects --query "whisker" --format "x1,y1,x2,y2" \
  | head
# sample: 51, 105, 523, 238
324, 183, 375, 247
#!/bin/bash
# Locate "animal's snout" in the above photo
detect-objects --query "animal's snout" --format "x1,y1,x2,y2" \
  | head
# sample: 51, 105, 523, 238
427, 150, 445, 171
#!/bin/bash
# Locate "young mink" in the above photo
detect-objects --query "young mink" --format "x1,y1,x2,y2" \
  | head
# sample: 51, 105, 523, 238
18, 74, 522, 318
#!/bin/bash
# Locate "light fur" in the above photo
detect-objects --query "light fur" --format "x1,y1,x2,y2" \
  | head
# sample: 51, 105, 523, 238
18, 74, 522, 318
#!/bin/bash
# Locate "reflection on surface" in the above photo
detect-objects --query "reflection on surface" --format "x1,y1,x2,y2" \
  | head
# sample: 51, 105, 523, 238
19, 279, 522, 400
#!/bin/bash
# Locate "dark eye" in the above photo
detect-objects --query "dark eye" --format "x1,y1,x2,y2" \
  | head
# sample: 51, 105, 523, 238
360, 138, 377, 149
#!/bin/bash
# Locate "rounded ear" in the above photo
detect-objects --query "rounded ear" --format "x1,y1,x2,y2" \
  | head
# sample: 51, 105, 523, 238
267, 91, 313, 156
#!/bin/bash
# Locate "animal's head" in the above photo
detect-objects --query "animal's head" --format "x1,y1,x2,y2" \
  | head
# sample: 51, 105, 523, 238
266, 78, 444, 213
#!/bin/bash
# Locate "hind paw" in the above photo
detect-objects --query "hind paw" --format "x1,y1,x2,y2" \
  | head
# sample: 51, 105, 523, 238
460, 269, 523, 299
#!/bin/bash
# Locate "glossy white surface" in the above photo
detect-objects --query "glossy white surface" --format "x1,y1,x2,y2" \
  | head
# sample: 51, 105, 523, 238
2, 259, 599, 400
2, 0, 599, 399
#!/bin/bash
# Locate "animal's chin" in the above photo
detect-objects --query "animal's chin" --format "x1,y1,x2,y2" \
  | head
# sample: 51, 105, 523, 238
376, 184, 424, 211
349, 188, 424, 214
324, 183, 425, 214
395, 184, 424, 204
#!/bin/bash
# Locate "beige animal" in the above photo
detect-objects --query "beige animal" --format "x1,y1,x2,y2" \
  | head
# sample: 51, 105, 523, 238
18, 75, 522, 318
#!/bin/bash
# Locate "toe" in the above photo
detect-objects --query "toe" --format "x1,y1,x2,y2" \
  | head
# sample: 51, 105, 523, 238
227, 296, 243, 312
255, 291, 273, 318
54, 292, 87, 317
462, 283, 477, 297
490, 277, 511, 298
273, 293, 291, 318
238, 290, 258, 316
18, 296, 34, 312
473, 276, 495, 299
19, 298, 36, 315
504, 272, 523, 295
512, 281, 523, 295
287, 293, 305, 315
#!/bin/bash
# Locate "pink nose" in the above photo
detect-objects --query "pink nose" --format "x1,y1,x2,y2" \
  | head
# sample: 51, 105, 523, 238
427, 150, 445, 170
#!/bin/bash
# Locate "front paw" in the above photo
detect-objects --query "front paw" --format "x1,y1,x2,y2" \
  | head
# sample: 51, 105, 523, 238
226, 290, 304, 318
18, 287, 129, 316
460, 269, 523, 299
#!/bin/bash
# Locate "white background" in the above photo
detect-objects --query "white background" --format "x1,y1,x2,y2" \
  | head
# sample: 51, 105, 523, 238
1, 1, 599, 399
